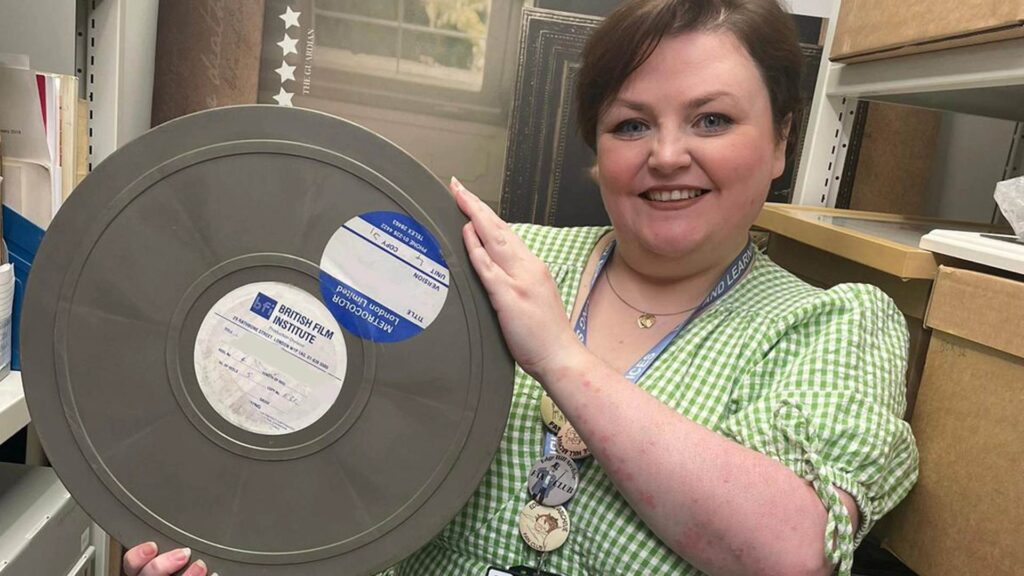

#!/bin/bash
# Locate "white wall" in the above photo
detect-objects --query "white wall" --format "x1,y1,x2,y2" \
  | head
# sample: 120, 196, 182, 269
925, 112, 1017, 223
0, 0, 77, 75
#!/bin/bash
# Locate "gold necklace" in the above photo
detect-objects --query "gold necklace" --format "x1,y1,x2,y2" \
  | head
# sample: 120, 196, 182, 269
603, 268, 700, 329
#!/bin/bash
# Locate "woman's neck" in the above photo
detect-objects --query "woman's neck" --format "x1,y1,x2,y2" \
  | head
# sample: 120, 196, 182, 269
606, 233, 750, 312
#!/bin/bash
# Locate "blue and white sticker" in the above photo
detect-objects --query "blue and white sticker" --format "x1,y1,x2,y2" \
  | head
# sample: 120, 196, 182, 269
319, 211, 449, 343
193, 282, 347, 435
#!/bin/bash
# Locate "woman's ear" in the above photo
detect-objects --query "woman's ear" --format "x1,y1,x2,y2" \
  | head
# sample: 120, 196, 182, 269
772, 113, 793, 179
588, 164, 600, 183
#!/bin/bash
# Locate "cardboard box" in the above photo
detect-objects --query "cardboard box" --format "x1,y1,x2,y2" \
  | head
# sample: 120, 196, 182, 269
876, 266, 1024, 576
831, 0, 1024, 63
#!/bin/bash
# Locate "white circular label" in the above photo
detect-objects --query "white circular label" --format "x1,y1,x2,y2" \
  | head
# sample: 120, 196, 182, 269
319, 211, 449, 343
193, 282, 347, 435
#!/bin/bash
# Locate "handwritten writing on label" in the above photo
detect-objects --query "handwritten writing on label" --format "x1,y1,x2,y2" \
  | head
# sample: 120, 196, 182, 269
194, 283, 347, 435
320, 212, 450, 343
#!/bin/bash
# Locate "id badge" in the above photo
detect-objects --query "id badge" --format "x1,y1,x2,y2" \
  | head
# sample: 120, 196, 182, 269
485, 566, 565, 576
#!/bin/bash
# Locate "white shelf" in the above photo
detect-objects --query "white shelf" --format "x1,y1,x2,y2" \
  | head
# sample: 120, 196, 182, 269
826, 36, 1024, 121
920, 230, 1024, 275
0, 372, 28, 446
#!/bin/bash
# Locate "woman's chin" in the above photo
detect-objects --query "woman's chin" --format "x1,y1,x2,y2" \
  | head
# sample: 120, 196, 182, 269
635, 232, 708, 259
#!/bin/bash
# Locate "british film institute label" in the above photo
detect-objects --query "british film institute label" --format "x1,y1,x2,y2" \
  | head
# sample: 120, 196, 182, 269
319, 211, 449, 343
193, 282, 347, 435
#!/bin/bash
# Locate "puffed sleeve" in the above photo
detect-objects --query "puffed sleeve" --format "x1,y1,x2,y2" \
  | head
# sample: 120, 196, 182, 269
719, 284, 919, 575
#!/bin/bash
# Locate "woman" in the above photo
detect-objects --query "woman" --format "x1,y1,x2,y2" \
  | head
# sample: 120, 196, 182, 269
124, 1, 917, 574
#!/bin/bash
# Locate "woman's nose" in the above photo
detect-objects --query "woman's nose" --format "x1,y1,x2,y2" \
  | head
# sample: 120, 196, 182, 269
647, 130, 692, 173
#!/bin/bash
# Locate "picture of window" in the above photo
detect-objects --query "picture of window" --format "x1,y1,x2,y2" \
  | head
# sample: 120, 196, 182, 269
314, 0, 492, 91
258, 0, 520, 124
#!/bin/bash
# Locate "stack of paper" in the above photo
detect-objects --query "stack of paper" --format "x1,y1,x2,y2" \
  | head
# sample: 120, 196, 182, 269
0, 62, 82, 229
0, 263, 12, 380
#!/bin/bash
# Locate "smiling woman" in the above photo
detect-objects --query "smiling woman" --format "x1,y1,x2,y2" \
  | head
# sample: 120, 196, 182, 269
396, 1, 915, 575
386, 1, 917, 575
594, 32, 787, 280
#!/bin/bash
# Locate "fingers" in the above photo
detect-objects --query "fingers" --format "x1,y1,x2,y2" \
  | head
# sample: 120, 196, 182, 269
450, 177, 522, 272
137, 548, 192, 576
450, 177, 507, 236
122, 542, 158, 576
462, 221, 503, 289
123, 544, 209, 576
181, 559, 210, 576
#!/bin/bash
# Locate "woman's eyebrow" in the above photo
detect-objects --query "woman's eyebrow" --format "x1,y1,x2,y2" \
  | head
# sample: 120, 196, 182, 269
687, 91, 737, 109
609, 90, 739, 113
607, 98, 651, 113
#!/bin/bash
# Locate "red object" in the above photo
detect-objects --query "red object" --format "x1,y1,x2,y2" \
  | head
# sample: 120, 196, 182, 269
36, 73, 47, 131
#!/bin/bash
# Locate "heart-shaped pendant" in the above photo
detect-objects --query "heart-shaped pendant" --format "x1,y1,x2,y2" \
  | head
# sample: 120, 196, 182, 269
637, 313, 655, 329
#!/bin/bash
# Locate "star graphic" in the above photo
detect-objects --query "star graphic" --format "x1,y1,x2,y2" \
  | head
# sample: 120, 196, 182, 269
275, 61, 296, 82
273, 87, 294, 107
277, 34, 299, 56
280, 6, 301, 29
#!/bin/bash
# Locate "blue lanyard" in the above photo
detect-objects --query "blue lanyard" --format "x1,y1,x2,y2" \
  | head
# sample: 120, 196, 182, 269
542, 239, 756, 457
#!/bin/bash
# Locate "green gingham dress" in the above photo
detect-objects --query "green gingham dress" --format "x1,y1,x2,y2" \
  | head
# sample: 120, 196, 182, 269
395, 224, 919, 576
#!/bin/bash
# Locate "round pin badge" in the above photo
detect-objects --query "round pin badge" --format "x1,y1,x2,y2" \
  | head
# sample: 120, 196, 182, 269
539, 392, 567, 434
526, 454, 579, 507
518, 501, 571, 553
556, 424, 591, 460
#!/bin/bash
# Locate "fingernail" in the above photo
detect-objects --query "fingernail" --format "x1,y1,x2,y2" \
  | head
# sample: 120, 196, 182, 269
184, 559, 206, 576
141, 542, 158, 558
174, 547, 192, 563
451, 176, 466, 192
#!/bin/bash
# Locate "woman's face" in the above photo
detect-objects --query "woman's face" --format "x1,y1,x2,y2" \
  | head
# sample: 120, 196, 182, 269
595, 31, 786, 263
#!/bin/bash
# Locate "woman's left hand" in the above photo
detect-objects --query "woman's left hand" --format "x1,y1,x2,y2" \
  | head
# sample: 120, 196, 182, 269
450, 178, 584, 379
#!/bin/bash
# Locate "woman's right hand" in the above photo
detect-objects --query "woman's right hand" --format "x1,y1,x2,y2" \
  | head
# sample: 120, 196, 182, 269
122, 542, 210, 576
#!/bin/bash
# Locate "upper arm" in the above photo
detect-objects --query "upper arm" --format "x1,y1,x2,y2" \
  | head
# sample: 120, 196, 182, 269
720, 285, 918, 574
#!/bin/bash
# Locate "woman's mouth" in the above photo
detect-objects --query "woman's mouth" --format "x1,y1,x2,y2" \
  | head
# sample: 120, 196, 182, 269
641, 188, 710, 202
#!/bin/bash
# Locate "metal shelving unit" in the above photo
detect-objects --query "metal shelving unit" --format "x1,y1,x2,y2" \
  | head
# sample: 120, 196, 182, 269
794, 8, 1024, 210
0, 1, 159, 572
85, 0, 159, 169
792, 4, 862, 207
826, 36, 1024, 121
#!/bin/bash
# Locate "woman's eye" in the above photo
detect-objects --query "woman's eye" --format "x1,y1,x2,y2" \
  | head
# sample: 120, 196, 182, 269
696, 113, 732, 133
613, 119, 649, 137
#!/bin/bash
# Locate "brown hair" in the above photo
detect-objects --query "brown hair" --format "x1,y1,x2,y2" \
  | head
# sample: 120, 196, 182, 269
575, 0, 803, 151
536, 513, 560, 533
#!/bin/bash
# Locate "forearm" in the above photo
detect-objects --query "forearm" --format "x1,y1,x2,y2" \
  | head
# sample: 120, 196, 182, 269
536, 347, 840, 576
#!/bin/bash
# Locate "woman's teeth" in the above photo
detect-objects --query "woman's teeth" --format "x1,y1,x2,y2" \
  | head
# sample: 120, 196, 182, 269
643, 189, 707, 201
